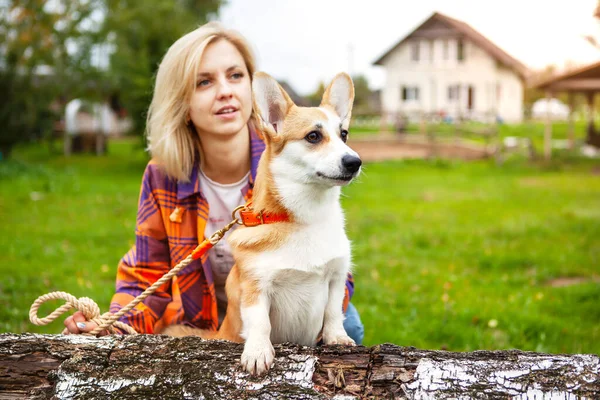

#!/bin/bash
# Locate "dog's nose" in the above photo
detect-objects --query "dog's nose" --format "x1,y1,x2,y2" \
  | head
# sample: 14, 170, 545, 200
342, 155, 362, 174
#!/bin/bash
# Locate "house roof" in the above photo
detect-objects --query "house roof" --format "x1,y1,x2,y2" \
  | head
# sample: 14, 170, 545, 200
373, 12, 530, 80
531, 60, 600, 92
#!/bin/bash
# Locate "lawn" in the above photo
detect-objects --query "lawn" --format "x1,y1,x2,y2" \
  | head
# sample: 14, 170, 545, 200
1, 137, 599, 355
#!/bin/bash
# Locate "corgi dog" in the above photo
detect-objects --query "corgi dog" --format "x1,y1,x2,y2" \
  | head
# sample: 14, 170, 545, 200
163, 72, 362, 375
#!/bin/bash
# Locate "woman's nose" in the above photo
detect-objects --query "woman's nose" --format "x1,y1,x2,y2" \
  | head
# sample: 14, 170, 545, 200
216, 79, 233, 99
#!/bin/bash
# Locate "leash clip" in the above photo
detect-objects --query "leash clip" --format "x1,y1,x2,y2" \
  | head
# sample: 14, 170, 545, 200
232, 205, 248, 225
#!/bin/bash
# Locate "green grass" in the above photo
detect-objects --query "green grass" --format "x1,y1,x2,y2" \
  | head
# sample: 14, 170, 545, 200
2, 137, 599, 355
0, 139, 149, 333
345, 156, 600, 354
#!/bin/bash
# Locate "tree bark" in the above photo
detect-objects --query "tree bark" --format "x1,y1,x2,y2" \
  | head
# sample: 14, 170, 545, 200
1, 334, 598, 399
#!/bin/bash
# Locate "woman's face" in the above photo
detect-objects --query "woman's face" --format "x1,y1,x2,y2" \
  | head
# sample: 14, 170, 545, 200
189, 39, 252, 139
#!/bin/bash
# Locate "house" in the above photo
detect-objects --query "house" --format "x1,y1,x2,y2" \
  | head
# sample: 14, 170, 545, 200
532, 60, 600, 156
373, 12, 529, 123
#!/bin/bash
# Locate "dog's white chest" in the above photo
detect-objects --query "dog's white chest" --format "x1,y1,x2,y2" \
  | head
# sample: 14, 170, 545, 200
268, 267, 331, 345
259, 222, 350, 345
240, 216, 351, 346
253, 220, 350, 273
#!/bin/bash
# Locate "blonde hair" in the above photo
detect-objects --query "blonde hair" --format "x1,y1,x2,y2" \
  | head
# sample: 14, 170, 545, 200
146, 22, 257, 182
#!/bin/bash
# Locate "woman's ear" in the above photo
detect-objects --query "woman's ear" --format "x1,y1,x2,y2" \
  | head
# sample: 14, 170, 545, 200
252, 72, 295, 139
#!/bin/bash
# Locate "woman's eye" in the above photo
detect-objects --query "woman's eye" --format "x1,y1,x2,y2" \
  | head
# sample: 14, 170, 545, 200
305, 131, 322, 144
341, 130, 349, 142
197, 79, 210, 87
231, 72, 244, 79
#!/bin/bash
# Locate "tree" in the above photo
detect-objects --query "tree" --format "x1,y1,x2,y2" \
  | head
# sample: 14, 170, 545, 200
307, 75, 373, 115
351, 74, 373, 116
3, 334, 599, 398
307, 81, 326, 107
0, 0, 224, 158
101, 0, 222, 138
0, 0, 105, 158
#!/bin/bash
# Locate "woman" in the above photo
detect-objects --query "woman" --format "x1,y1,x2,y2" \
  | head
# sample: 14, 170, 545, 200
63, 22, 364, 344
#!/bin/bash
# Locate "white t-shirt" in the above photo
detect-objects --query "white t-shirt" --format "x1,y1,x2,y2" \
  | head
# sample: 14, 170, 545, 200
199, 169, 249, 322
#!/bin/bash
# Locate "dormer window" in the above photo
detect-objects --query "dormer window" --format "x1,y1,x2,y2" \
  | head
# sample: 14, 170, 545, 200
429, 40, 434, 63
411, 41, 420, 62
443, 40, 449, 60
457, 39, 465, 62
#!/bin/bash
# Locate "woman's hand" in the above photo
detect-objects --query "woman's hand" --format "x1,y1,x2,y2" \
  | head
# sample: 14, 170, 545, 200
62, 311, 109, 336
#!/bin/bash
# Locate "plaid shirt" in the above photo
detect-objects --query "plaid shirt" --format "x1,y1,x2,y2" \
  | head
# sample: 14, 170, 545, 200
110, 127, 354, 334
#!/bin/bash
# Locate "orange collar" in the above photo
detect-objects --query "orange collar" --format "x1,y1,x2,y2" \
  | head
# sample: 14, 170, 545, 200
234, 203, 290, 227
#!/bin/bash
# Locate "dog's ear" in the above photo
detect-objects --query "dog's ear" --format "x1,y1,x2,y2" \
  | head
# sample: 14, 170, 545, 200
252, 72, 294, 138
321, 73, 354, 122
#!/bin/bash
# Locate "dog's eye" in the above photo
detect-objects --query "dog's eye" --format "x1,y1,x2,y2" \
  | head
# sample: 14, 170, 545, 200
341, 130, 349, 143
305, 131, 322, 144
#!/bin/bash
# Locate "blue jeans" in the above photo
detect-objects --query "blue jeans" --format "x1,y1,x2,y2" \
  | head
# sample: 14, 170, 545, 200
343, 302, 365, 345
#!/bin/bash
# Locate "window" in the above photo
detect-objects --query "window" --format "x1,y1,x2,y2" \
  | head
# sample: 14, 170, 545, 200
448, 85, 460, 101
411, 41, 420, 62
429, 40, 434, 63
402, 86, 420, 101
443, 40, 449, 60
496, 83, 502, 101
457, 39, 464, 62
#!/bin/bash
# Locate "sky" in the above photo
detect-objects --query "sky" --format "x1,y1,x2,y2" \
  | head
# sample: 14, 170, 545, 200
218, 0, 600, 95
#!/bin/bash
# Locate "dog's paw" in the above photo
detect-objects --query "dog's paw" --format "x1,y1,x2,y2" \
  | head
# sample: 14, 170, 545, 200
323, 332, 356, 346
241, 338, 275, 375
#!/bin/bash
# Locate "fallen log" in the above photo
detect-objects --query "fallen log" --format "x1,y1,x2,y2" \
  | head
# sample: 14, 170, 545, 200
0, 333, 598, 399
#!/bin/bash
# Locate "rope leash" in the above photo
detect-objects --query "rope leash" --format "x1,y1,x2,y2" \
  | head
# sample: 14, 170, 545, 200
29, 291, 137, 335
29, 215, 242, 336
